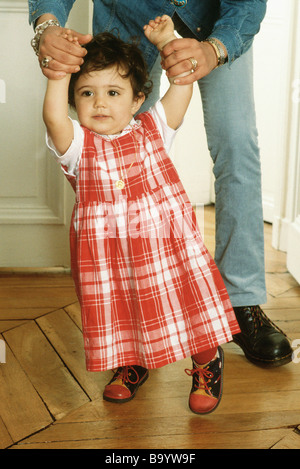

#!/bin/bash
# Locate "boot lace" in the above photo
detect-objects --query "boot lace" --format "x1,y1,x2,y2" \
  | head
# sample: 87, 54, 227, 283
248, 306, 288, 338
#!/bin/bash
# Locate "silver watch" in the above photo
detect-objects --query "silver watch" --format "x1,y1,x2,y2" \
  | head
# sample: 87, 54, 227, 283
31, 19, 60, 56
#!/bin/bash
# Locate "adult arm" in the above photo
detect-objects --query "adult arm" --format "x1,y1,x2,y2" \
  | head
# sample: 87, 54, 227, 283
29, 0, 77, 27
162, 0, 267, 85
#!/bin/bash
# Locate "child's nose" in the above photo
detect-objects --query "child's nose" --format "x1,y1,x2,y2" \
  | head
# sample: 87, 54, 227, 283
94, 94, 106, 108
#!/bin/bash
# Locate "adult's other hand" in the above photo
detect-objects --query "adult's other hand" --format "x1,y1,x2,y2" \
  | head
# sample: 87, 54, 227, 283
161, 38, 221, 84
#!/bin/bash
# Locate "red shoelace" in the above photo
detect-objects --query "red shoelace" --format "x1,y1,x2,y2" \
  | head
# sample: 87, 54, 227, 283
185, 366, 219, 396
115, 366, 139, 385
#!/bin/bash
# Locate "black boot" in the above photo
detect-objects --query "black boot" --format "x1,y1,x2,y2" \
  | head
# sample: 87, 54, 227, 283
233, 305, 293, 367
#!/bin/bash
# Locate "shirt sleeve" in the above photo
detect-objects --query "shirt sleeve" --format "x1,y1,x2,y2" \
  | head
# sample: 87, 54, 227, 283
28, 0, 76, 27
46, 118, 84, 177
148, 100, 181, 154
208, 0, 267, 63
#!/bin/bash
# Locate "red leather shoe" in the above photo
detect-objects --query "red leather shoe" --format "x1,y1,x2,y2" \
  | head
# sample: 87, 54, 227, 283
103, 365, 149, 403
185, 347, 224, 414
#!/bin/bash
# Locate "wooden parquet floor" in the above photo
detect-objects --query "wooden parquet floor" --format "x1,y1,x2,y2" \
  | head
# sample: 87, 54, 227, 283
0, 206, 300, 450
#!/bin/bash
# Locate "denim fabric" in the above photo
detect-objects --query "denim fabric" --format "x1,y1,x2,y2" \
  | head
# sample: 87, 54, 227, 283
28, 0, 267, 68
198, 49, 267, 306
28, 0, 268, 305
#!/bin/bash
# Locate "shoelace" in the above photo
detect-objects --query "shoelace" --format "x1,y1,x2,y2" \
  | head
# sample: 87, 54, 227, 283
185, 366, 216, 395
248, 306, 288, 337
116, 366, 139, 385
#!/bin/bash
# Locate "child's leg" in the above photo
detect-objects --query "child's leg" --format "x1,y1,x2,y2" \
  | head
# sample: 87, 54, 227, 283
192, 347, 218, 365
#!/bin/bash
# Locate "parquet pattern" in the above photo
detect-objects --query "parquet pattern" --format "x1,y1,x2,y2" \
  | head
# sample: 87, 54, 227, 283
0, 206, 299, 449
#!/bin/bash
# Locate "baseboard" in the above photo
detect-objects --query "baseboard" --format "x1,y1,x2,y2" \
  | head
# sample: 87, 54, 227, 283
0, 267, 71, 277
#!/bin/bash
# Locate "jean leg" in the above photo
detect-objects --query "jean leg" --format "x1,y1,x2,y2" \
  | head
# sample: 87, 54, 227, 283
198, 47, 267, 306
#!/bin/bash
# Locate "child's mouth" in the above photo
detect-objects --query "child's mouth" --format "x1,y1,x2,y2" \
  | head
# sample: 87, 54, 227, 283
93, 115, 110, 120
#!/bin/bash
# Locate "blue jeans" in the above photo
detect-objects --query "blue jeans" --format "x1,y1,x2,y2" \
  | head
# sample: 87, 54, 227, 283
142, 48, 267, 307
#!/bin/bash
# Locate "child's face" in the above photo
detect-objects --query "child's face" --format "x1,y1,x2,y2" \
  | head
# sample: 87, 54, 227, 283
74, 66, 145, 135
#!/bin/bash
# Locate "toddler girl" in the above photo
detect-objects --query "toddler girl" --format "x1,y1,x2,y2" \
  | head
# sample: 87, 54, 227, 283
43, 15, 240, 415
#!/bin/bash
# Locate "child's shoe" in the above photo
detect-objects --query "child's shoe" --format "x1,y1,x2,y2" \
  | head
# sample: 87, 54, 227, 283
103, 365, 149, 403
185, 346, 224, 414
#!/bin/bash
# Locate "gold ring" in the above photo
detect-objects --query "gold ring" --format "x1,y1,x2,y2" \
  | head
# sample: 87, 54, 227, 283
189, 57, 198, 72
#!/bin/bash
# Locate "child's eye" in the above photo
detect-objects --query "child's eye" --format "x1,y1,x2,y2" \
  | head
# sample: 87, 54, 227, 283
82, 90, 94, 97
108, 90, 119, 97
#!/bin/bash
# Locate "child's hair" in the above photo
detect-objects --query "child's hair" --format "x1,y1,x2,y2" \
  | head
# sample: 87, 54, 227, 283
68, 32, 153, 108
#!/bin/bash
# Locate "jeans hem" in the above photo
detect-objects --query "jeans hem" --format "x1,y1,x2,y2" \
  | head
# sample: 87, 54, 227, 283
229, 292, 268, 308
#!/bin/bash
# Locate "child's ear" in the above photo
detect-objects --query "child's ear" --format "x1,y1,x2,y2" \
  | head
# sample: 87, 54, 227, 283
132, 93, 145, 114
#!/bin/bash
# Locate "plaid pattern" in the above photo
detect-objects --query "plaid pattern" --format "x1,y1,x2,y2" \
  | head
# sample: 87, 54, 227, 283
67, 112, 240, 372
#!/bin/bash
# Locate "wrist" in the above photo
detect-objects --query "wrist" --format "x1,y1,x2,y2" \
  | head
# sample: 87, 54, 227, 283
157, 34, 177, 52
31, 18, 61, 56
204, 38, 228, 67
170, 70, 192, 85
35, 14, 58, 28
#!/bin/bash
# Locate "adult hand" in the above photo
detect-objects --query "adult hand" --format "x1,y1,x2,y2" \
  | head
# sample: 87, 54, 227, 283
38, 26, 92, 79
161, 38, 220, 84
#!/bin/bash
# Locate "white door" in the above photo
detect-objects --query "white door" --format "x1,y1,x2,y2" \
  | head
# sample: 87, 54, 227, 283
280, 3, 300, 283
264, 0, 300, 283
0, 0, 91, 268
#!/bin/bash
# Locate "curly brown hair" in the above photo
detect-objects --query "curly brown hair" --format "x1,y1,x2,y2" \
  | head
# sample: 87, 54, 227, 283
68, 32, 153, 108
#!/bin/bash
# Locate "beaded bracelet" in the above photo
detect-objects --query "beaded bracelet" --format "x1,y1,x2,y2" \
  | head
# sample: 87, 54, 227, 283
31, 19, 60, 56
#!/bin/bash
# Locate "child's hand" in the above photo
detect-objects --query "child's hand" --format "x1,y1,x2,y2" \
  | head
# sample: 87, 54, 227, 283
143, 15, 176, 51
60, 29, 81, 47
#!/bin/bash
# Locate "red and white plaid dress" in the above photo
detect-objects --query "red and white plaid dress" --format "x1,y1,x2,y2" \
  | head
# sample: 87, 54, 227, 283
60, 108, 240, 372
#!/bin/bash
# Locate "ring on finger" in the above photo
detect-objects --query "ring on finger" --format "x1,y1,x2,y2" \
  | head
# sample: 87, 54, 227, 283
189, 57, 198, 73
41, 57, 53, 68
